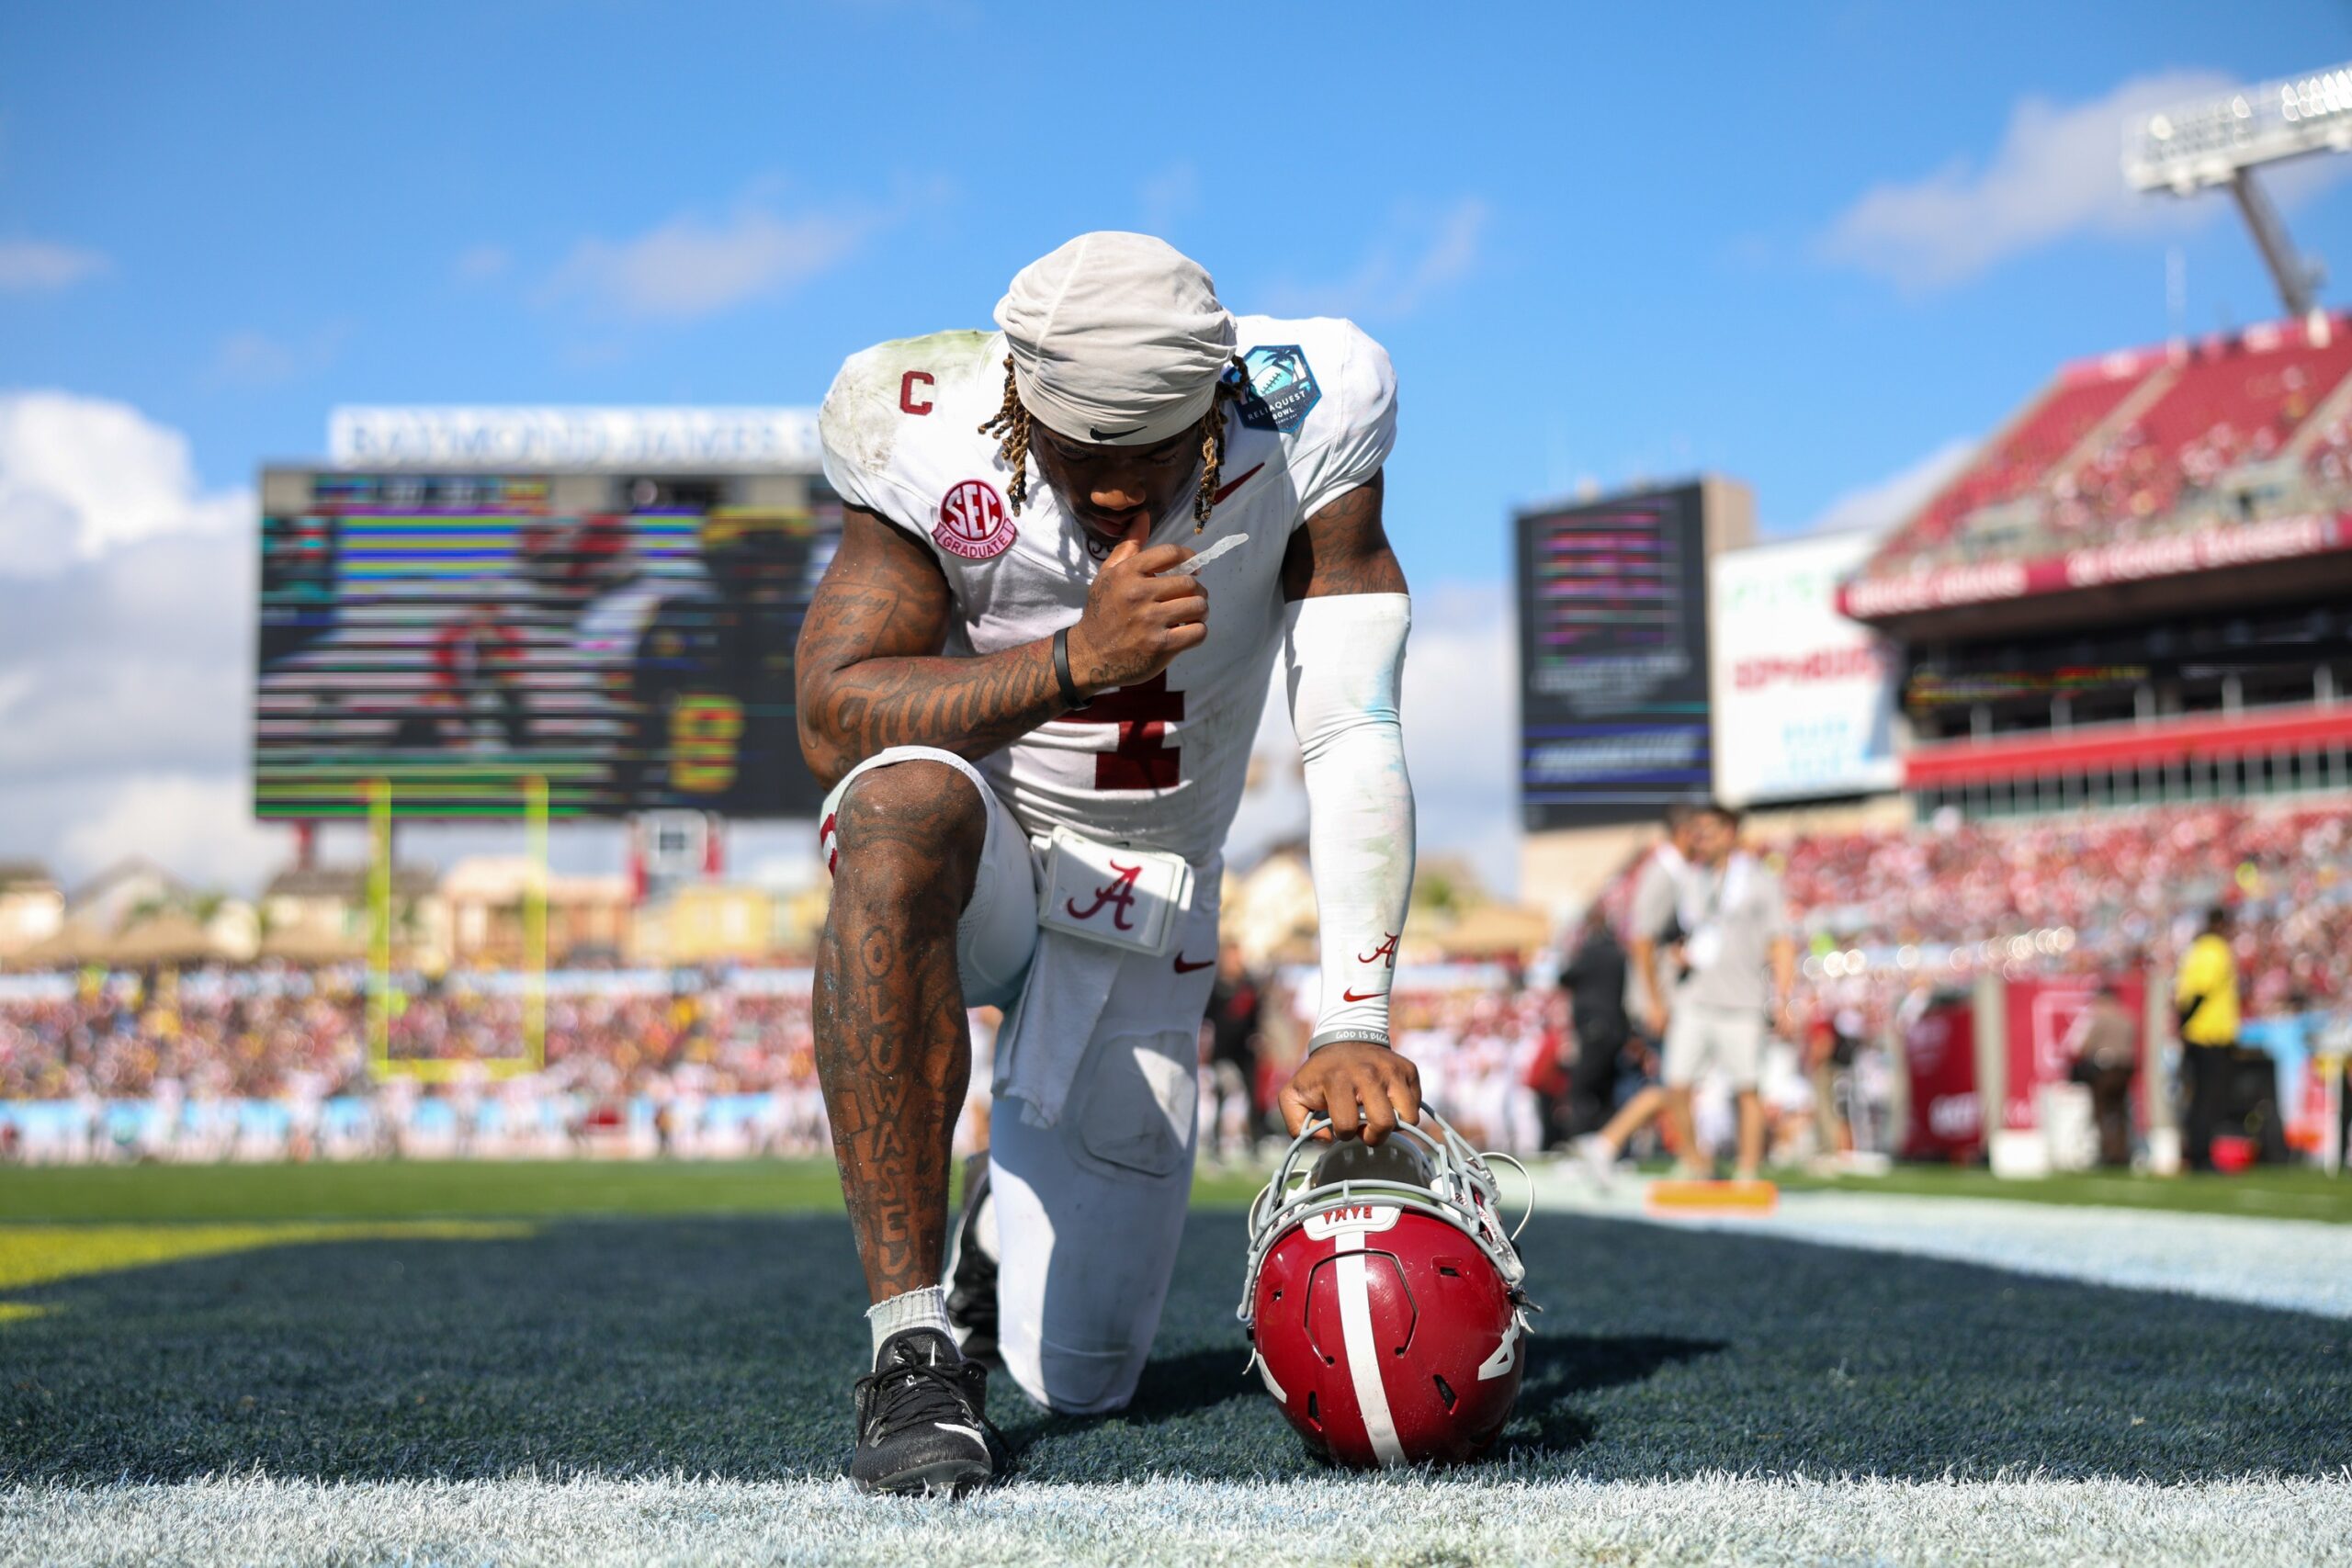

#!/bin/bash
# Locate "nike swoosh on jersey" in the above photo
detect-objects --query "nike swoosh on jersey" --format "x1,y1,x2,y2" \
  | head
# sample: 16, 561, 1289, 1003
933, 1421, 989, 1446
1172, 953, 1215, 973
1210, 462, 1265, 504
1340, 987, 1385, 1002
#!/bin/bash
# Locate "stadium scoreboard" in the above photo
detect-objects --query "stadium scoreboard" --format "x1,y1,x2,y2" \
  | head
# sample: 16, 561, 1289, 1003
1515, 480, 1747, 829
254, 463, 838, 821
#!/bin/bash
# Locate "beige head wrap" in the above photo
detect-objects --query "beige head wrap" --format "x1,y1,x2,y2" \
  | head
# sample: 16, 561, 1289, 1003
993, 232, 1237, 447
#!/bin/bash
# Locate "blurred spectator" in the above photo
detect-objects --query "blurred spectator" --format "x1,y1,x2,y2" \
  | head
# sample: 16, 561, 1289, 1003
1585, 807, 1702, 1177
1558, 907, 1630, 1142
1627, 806, 1696, 1043
1653, 804, 1797, 1182
1566, 1068, 1671, 1190
1203, 942, 1262, 1160
1516, 991, 1573, 1153
1803, 1006, 1862, 1158
2176, 906, 2241, 1172
2066, 983, 2139, 1168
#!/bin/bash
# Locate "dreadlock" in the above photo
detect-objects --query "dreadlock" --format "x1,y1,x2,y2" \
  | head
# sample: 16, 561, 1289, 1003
1191, 355, 1250, 530
978, 356, 1035, 514
979, 355, 1253, 530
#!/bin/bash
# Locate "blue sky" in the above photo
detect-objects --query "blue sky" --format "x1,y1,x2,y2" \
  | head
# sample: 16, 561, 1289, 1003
5, 1, 2352, 889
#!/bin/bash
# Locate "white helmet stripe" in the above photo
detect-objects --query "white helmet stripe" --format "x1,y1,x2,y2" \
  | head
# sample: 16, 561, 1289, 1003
1249, 1348, 1287, 1404
1333, 1231, 1407, 1467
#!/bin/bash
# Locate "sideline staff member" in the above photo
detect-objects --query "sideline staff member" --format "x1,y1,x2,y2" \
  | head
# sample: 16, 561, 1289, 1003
2174, 906, 2240, 1172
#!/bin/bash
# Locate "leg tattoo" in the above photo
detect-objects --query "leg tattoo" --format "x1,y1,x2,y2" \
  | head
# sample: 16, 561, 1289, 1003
812, 762, 986, 1303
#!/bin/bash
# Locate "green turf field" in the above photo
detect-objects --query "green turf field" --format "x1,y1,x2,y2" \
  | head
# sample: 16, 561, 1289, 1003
1780, 1163, 2352, 1224
3, 1157, 2348, 1493
5, 1155, 2346, 1224
0, 1157, 1273, 1224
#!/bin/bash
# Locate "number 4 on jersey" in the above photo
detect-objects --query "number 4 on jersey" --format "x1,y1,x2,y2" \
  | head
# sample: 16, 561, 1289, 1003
1067, 672, 1183, 789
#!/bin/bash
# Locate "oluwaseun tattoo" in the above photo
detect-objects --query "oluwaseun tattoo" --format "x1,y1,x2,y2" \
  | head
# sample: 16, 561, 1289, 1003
810, 760, 986, 1301
796, 507, 1072, 789
1280, 472, 1408, 602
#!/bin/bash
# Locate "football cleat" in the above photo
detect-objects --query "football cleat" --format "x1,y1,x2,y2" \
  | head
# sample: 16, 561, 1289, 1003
1238, 1111, 1535, 1468
849, 1327, 1003, 1495
942, 1151, 1001, 1367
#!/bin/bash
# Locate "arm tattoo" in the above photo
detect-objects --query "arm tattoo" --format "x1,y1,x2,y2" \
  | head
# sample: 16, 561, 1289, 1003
1282, 471, 1409, 602
796, 506, 1070, 788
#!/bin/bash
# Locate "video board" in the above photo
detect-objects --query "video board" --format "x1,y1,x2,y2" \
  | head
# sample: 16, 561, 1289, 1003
1515, 482, 1713, 829
254, 469, 838, 819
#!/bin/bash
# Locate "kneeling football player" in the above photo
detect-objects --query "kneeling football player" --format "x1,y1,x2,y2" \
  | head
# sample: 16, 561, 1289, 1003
798, 231, 1419, 1494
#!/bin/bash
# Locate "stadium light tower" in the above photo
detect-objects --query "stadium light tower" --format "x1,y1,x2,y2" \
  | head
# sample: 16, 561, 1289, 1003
2125, 62, 2352, 320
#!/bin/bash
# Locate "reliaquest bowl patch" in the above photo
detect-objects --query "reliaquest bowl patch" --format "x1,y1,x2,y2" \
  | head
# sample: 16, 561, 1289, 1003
1236, 344, 1320, 434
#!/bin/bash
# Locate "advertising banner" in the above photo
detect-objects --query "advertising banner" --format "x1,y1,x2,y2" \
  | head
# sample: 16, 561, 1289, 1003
1707, 532, 1899, 806
2000, 974, 2146, 1131
1902, 994, 1982, 1161
1838, 513, 2350, 619
329, 407, 822, 472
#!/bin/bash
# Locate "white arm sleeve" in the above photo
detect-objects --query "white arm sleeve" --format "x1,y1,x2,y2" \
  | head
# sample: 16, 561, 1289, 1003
1283, 592, 1414, 1049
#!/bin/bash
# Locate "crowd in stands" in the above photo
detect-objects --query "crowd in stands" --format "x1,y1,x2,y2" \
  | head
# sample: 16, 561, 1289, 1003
1862, 317, 2352, 577
1896, 372, 2147, 561
0, 976, 823, 1106
1774, 803, 2352, 1013
0, 957, 1879, 1171
4, 799, 2346, 1167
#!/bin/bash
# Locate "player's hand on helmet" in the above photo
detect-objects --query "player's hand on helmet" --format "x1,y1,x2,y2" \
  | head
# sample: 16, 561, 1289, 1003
1280, 1041, 1421, 1145
1065, 515, 1207, 693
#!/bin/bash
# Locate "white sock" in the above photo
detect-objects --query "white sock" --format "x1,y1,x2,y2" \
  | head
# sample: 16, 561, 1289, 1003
867, 1285, 954, 1364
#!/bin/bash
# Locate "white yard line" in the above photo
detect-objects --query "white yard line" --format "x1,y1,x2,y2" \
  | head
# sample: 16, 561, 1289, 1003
6, 1473, 2350, 1568
1533, 1174, 2352, 1318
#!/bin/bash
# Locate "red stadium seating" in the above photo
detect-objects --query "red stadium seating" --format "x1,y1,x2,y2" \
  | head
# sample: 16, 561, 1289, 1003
1902, 363, 2154, 553
1863, 315, 2352, 575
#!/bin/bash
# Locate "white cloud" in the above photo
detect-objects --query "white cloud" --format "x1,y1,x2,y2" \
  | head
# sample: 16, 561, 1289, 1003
0, 239, 110, 292
209, 322, 349, 389
56, 775, 288, 891
453, 243, 512, 284
1794, 435, 1978, 538
1137, 162, 1199, 237
1819, 70, 2290, 289
1398, 582, 1519, 897
549, 190, 878, 321
1265, 197, 1491, 321
211, 332, 302, 387
1226, 581, 1520, 897
0, 391, 248, 575
0, 530, 251, 774
0, 393, 272, 889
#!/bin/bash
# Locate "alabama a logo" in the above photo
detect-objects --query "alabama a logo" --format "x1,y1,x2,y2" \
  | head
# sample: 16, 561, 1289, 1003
1235, 344, 1321, 434
1064, 859, 1143, 931
935, 478, 1016, 560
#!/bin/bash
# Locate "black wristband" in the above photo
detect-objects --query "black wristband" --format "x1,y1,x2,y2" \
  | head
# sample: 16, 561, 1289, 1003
1052, 627, 1088, 711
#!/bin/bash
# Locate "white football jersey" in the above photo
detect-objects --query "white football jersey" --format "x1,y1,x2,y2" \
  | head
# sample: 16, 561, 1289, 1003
818, 314, 1396, 863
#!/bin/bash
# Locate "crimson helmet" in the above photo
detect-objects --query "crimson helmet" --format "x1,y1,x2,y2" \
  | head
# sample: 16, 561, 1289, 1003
1238, 1111, 1534, 1468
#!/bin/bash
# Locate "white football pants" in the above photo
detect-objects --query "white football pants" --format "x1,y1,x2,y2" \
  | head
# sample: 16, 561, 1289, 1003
820, 745, 1221, 1414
